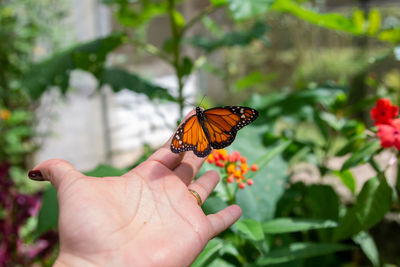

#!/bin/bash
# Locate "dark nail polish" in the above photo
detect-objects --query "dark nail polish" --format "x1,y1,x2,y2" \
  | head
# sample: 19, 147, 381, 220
28, 170, 44, 181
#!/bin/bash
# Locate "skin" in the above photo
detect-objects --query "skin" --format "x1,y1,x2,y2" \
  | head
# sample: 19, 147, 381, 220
31, 111, 242, 267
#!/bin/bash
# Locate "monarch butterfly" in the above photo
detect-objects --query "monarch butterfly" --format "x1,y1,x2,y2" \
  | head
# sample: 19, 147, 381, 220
170, 106, 259, 157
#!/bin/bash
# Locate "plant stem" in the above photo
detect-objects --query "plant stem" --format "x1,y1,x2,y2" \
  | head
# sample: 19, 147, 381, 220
168, 0, 185, 119
180, 5, 218, 36
369, 158, 384, 180
396, 152, 400, 194
129, 38, 173, 65
100, 87, 112, 165
222, 181, 235, 205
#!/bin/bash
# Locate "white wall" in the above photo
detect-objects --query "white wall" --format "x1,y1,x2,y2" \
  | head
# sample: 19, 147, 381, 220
34, 0, 197, 171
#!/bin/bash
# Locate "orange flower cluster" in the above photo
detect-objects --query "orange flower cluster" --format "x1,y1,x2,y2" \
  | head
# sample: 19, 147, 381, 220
207, 149, 258, 189
0, 109, 11, 120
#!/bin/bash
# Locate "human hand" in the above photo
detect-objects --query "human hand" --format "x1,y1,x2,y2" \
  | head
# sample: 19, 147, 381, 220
28, 113, 242, 267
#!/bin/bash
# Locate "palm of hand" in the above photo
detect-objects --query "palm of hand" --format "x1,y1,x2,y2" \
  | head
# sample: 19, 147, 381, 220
32, 135, 242, 267
57, 161, 212, 266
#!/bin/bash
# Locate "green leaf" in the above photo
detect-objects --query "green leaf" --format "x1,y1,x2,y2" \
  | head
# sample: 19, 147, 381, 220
6, 126, 32, 140
191, 238, 224, 267
333, 169, 356, 194
172, 10, 185, 28
319, 112, 345, 131
236, 154, 288, 221
276, 182, 339, 224
36, 186, 58, 237
210, 0, 227, 7
262, 218, 338, 234
250, 140, 291, 178
201, 16, 224, 37
272, 0, 361, 34
304, 185, 340, 222
189, 21, 269, 53
6, 110, 33, 124
181, 57, 193, 77
235, 71, 276, 91
232, 126, 289, 221
356, 177, 392, 228
353, 231, 380, 267
103, 1, 168, 27
335, 133, 367, 157
379, 28, 400, 44
313, 111, 329, 142
252, 87, 345, 125
235, 219, 264, 241
367, 9, 381, 36
227, 0, 274, 20
208, 258, 236, 267
353, 9, 365, 33
334, 177, 392, 240
257, 242, 353, 265
341, 141, 381, 171
99, 67, 175, 101
23, 34, 125, 99
84, 164, 128, 177
235, 71, 263, 90
304, 185, 340, 242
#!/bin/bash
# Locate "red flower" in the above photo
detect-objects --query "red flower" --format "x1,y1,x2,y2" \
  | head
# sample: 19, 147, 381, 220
370, 98, 399, 125
250, 164, 258, 172
377, 118, 400, 149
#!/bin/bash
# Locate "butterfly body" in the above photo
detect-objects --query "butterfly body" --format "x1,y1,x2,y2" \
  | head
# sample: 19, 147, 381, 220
171, 106, 258, 157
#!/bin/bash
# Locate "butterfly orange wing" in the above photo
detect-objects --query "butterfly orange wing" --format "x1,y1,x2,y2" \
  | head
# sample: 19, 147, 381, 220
203, 106, 258, 149
170, 115, 212, 157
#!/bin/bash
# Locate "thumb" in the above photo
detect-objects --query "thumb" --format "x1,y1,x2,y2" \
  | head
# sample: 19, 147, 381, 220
28, 159, 85, 190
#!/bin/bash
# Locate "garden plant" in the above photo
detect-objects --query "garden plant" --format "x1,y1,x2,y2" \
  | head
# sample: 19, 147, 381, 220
1, 0, 400, 266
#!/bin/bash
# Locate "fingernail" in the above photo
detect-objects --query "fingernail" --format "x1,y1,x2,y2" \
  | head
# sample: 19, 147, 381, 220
28, 170, 44, 181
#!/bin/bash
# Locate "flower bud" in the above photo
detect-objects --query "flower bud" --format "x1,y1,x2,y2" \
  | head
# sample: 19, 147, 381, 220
207, 154, 215, 163
250, 164, 258, 172
215, 160, 225, 168
233, 151, 241, 162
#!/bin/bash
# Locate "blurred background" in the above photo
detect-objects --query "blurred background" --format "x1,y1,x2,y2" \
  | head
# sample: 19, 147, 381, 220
1, 0, 400, 266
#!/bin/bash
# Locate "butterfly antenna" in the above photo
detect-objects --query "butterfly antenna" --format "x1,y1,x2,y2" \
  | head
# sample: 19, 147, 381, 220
183, 99, 194, 108
198, 95, 207, 107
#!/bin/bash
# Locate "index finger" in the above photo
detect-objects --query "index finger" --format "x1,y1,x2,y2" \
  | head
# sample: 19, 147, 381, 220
173, 147, 208, 185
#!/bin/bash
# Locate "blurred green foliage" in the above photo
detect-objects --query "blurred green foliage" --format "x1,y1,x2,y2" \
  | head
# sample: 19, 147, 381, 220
0, 1, 68, 266
0, 0, 68, 167
0, 0, 67, 187
2, 0, 400, 266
